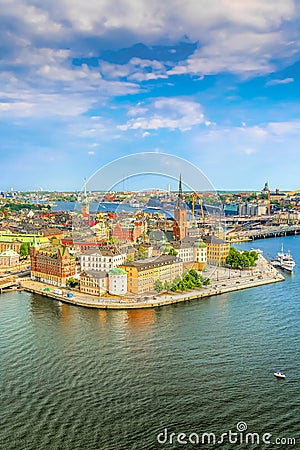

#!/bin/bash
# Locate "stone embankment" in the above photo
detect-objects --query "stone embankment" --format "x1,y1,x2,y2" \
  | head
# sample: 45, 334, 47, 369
20, 256, 284, 310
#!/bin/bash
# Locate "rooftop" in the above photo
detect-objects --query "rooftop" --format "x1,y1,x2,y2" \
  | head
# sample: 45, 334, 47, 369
121, 254, 181, 271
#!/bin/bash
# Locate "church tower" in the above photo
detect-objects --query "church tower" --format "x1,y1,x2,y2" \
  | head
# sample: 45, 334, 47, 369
81, 178, 89, 216
173, 174, 188, 241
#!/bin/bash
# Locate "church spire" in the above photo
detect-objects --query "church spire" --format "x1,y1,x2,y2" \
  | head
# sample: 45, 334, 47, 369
81, 178, 89, 216
178, 173, 183, 199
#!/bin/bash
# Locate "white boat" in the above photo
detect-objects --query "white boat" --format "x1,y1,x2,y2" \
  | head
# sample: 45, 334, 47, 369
274, 370, 286, 379
271, 244, 295, 272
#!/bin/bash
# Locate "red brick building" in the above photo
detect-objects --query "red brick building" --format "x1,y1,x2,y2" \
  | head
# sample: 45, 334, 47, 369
112, 222, 143, 242
30, 245, 76, 286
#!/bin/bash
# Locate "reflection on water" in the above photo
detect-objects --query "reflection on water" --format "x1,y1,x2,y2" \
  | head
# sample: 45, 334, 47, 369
0, 236, 299, 449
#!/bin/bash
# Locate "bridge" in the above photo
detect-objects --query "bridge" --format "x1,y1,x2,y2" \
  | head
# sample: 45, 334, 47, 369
230, 224, 300, 240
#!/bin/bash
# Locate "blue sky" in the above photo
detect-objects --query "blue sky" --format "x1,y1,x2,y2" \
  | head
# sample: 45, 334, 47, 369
1, 0, 300, 191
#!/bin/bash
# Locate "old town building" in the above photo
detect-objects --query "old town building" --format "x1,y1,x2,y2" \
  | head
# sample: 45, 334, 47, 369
30, 244, 76, 286
120, 255, 183, 295
80, 270, 108, 296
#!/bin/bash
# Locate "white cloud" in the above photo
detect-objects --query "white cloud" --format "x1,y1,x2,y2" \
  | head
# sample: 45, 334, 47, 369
266, 77, 294, 86
118, 97, 205, 131
267, 121, 300, 136
243, 148, 257, 155
100, 57, 168, 82
195, 120, 300, 145
2, 0, 298, 82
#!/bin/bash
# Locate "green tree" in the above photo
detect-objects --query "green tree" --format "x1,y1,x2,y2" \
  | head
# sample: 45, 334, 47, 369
137, 245, 147, 260
154, 279, 164, 292
203, 277, 210, 286
164, 280, 171, 291
168, 247, 178, 256
66, 277, 78, 288
19, 242, 30, 258
226, 247, 257, 268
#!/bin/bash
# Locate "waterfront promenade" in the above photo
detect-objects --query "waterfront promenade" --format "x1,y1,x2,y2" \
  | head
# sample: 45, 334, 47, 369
19, 255, 284, 310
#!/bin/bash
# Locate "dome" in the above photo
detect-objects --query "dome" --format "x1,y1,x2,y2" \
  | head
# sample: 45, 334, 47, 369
193, 239, 206, 248
108, 268, 127, 275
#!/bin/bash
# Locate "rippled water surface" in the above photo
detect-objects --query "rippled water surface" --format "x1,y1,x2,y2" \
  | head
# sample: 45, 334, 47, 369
0, 236, 299, 449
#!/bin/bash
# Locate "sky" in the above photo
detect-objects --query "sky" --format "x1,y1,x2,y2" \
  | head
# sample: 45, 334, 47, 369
1, 0, 300, 191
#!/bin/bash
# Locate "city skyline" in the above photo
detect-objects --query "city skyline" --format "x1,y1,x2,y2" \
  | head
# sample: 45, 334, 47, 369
1, 1, 300, 191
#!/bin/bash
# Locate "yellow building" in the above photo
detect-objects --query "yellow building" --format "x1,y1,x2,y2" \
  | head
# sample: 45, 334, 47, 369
80, 270, 108, 296
202, 235, 230, 264
120, 255, 183, 294
0, 234, 49, 253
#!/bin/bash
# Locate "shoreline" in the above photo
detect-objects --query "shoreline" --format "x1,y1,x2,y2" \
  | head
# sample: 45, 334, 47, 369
19, 256, 285, 310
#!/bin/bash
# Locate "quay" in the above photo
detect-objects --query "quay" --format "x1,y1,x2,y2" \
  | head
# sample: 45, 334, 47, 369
19, 256, 284, 310
231, 224, 300, 241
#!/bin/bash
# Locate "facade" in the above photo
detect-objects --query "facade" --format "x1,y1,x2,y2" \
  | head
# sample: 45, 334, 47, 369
108, 268, 127, 295
30, 245, 76, 286
120, 255, 183, 295
192, 239, 207, 270
202, 235, 230, 264
111, 222, 144, 242
80, 248, 127, 272
80, 270, 108, 296
90, 222, 109, 241
0, 234, 49, 253
173, 237, 207, 270
0, 249, 19, 267
238, 202, 268, 217
273, 211, 300, 225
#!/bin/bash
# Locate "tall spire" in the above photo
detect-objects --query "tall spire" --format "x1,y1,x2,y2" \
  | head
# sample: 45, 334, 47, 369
178, 173, 183, 199
81, 178, 89, 216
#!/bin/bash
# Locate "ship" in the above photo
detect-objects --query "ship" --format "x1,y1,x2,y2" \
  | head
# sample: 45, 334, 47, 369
270, 244, 295, 272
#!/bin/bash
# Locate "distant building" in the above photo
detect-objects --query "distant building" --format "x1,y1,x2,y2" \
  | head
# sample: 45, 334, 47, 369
30, 244, 76, 286
108, 268, 127, 295
224, 204, 239, 216
111, 222, 144, 242
80, 248, 127, 273
0, 234, 49, 254
80, 270, 108, 296
238, 202, 267, 217
120, 255, 183, 295
0, 249, 19, 267
202, 235, 230, 264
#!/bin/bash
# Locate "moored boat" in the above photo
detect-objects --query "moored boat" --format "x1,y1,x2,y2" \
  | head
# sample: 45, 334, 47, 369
274, 370, 286, 379
270, 244, 295, 272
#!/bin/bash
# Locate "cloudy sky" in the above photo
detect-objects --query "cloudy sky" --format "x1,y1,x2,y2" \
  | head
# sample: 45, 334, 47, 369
1, 0, 300, 191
